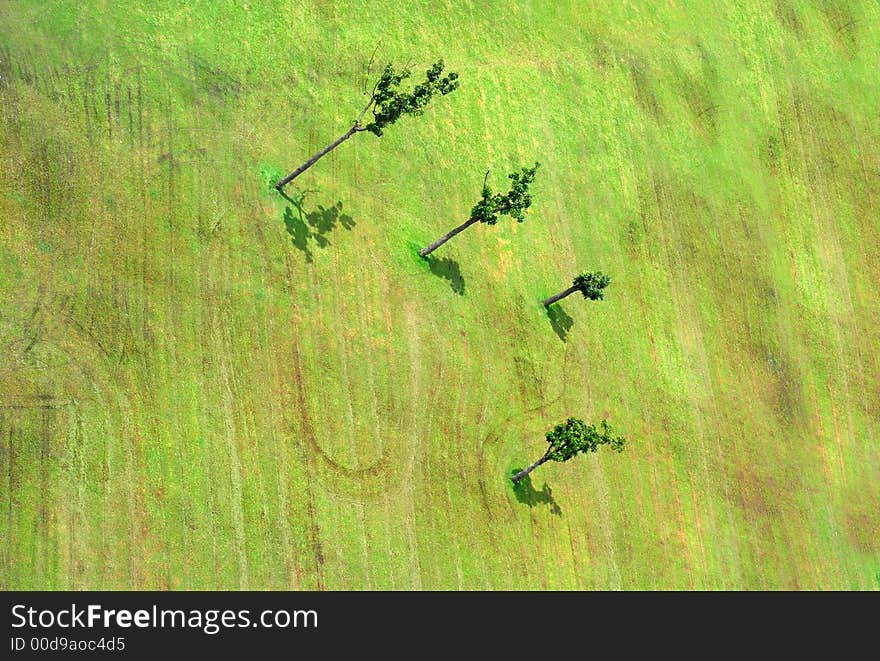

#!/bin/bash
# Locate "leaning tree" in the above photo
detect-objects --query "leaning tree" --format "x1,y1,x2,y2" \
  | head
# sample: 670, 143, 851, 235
542, 271, 610, 308
275, 60, 459, 190
511, 417, 627, 484
419, 162, 540, 257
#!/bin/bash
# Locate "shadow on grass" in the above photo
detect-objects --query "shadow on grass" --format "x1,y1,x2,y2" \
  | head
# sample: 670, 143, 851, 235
510, 470, 562, 516
546, 304, 573, 342
279, 190, 355, 262
423, 255, 465, 295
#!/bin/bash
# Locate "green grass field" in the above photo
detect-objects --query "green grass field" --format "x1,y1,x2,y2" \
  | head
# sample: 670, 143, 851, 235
1, 1, 879, 590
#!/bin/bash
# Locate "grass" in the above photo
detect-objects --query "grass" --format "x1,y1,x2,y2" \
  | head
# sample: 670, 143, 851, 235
1, 0, 879, 589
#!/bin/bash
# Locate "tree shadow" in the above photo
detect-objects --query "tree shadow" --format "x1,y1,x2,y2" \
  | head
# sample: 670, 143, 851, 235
546, 304, 573, 342
278, 190, 356, 261
283, 207, 313, 260
423, 255, 466, 295
510, 470, 563, 516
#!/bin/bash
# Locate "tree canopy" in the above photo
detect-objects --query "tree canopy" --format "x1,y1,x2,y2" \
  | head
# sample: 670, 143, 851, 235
573, 271, 611, 300
545, 417, 627, 463
366, 60, 460, 136
470, 162, 540, 225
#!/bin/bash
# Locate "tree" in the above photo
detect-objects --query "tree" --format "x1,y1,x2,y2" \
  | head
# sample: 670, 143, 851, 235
418, 163, 540, 257
275, 59, 459, 190
511, 417, 626, 484
542, 271, 610, 308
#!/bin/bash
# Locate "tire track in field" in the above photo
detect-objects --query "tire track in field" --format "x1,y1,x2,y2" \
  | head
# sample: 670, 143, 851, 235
283, 255, 421, 505
287, 336, 327, 589
476, 341, 571, 522
286, 304, 422, 487
253, 224, 301, 590
289, 334, 394, 477
280, 193, 427, 581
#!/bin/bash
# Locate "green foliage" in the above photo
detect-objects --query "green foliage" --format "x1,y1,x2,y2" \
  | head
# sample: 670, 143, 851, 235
545, 417, 627, 463
366, 60, 460, 136
470, 162, 540, 225
573, 271, 611, 300
259, 163, 287, 193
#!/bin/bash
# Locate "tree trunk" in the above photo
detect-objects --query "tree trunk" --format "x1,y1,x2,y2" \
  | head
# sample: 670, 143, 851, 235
275, 124, 360, 190
419, 217, 479, 257
511, 450, 552, 484
542, 285, 579, 308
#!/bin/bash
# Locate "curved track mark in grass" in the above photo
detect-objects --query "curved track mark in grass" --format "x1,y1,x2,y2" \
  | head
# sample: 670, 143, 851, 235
286, 269, 421, 502
477, 383, 568, 523
290, 328, 393, 473
476, 430, 505, 524
476, 311, 574, 522
282, 301, 325, 586
289, 332, 419, 506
